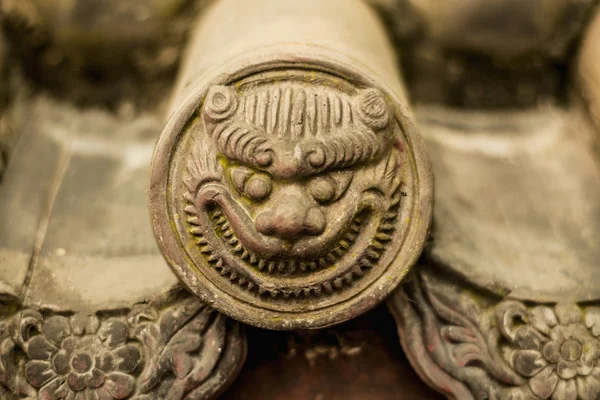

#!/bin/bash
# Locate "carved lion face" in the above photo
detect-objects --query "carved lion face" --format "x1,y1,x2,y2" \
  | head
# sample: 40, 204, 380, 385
153, 69, 429, 328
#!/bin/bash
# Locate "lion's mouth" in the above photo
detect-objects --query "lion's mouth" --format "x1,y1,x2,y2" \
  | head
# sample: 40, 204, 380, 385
186, 183, 401, 299
210, 208, 368, 275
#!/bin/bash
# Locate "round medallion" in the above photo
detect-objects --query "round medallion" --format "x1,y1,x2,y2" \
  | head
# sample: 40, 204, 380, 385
149, 62, 432, 329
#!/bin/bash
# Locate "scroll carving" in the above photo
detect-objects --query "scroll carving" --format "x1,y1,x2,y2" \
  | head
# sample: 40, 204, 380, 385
390, 268, 600, 400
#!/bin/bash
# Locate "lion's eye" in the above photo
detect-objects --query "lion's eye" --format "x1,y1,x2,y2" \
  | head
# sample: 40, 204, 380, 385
309, 177, 336, 203
246, 174, 271, 200
308, 171, 353, 204
230, 166, 272, 201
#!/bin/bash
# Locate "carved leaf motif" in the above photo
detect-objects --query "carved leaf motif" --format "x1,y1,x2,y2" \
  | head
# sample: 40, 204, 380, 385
134, 299, 218, 397
0, 322, 35, 397
135, 322, 165, 392
424, 282, 524, 386
9, 310, 42, 348
165, 313, 227, 398
159, 298, 206, 342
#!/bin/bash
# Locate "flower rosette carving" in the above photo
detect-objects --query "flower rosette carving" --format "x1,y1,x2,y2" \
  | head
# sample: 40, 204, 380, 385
498, 302, 600, 399
21, 314, 140, 400
0, 297, 245, 399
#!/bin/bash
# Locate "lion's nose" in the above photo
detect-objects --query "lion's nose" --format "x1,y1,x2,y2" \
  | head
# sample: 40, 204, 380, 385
255, 194, 325, 240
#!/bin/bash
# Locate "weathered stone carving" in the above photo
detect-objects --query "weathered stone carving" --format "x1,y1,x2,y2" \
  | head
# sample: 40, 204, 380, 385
0, 294, 246, 400
390, 267, 600, 400
149, 0, 432, 330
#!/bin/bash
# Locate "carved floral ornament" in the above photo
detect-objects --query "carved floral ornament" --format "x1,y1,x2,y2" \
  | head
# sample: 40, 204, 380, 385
502, 303, 600, 399
150, 68, 432, 329
0, 296, 245, 400
391, 269, 600, 400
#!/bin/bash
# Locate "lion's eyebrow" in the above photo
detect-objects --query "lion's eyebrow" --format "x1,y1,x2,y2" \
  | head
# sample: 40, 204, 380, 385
297, 126, 389, 172
206, 120, 390, 175
203, 84, 392, 173
208, 120, 270, 167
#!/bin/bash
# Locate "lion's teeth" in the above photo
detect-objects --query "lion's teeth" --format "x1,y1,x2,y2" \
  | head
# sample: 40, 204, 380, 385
360, 259, 373, 269
384, 211, 397, 220
366, 249, 380, 260
187, 217, 201, 225
380, 223, 394, 231
375, 233, 391, 241
277, 261, 286, 272
344, 232, 357, 242
200, 246, 212, 254
185, 206, 197, 215
232, 243, 243, 253
203, 206, 381, 302
288, 261, 296, 273
371, 241, 385, 250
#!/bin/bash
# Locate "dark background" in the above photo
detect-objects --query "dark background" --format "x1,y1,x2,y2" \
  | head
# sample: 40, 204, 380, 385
222, 304, 442, 400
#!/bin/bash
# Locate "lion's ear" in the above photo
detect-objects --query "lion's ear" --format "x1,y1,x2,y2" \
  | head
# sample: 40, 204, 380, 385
202, 85, 239, 135
355, 88, 390, 131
